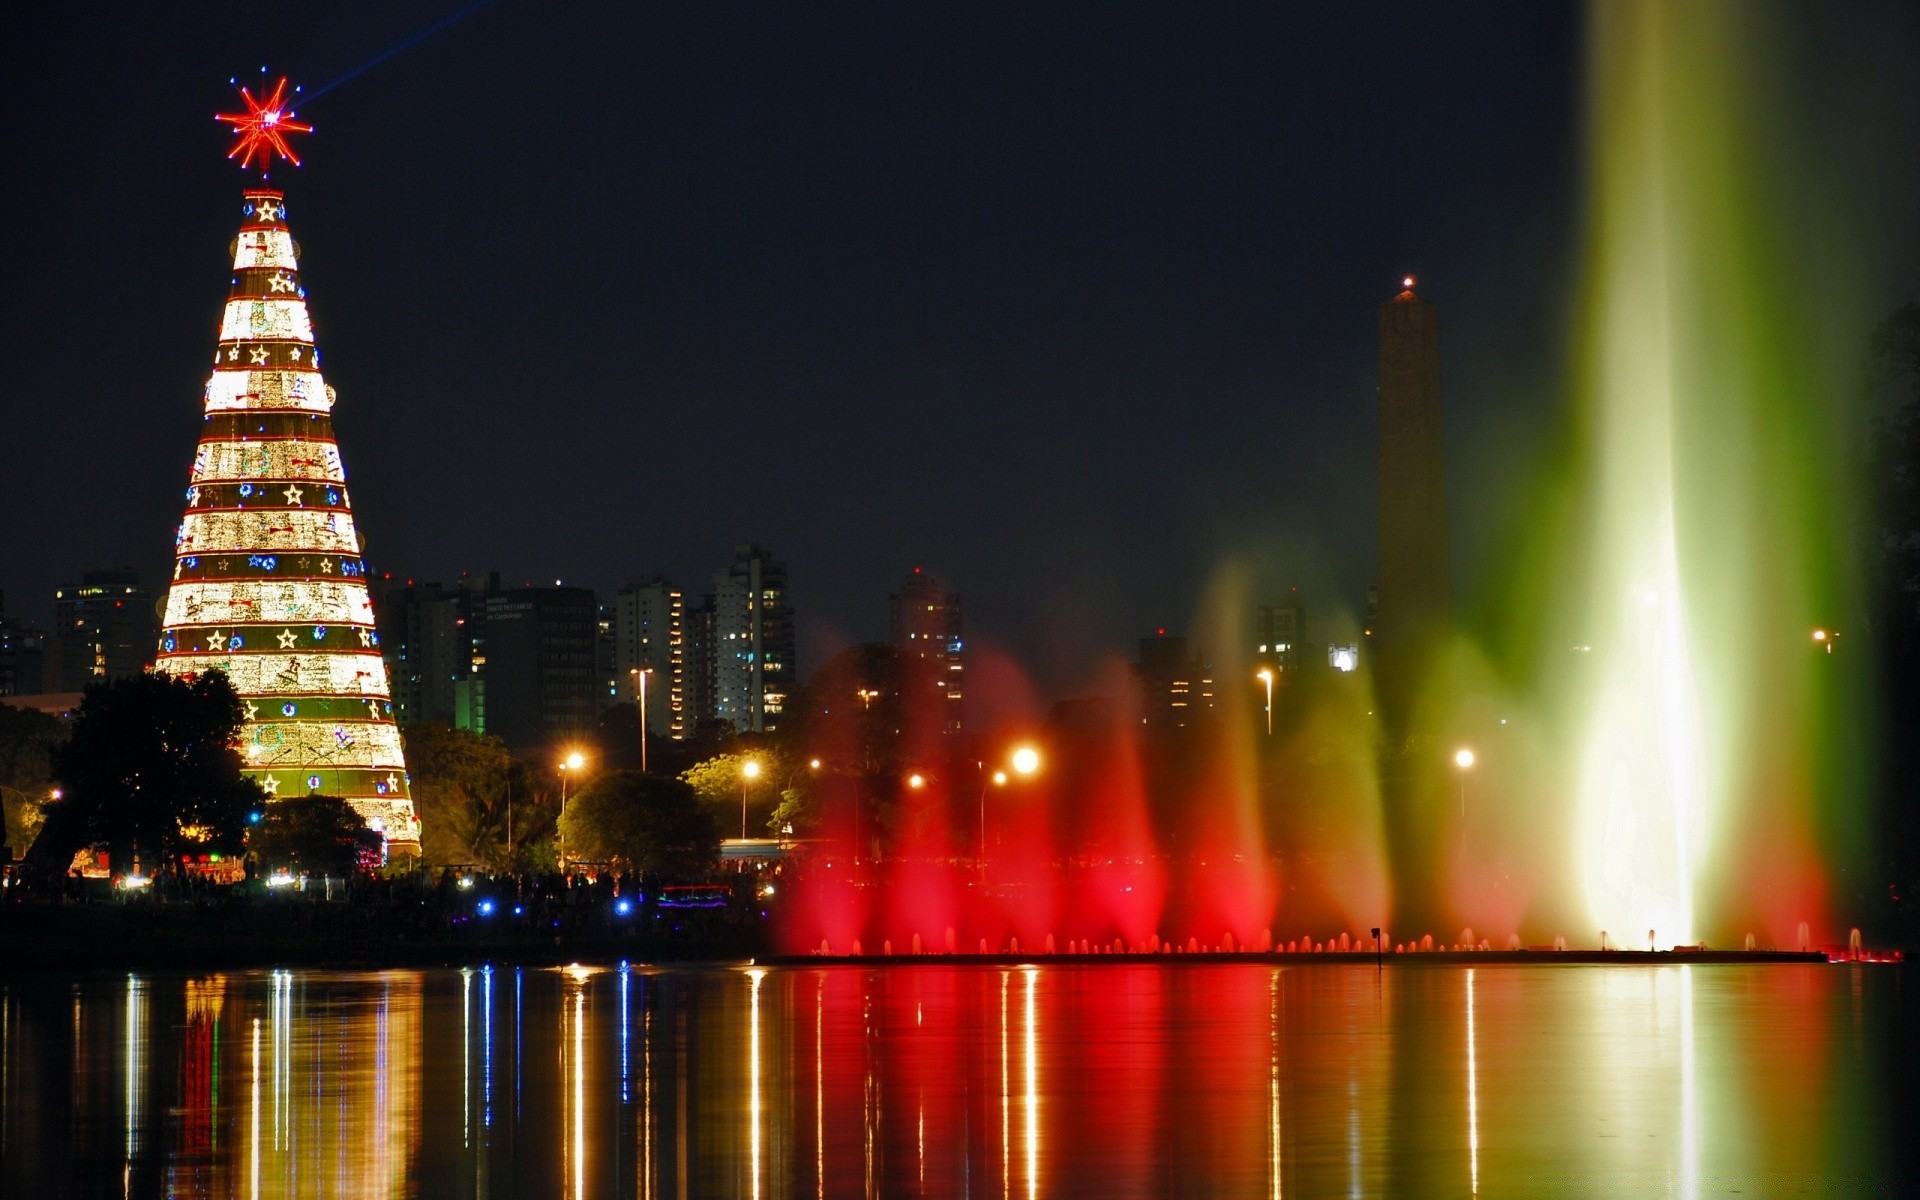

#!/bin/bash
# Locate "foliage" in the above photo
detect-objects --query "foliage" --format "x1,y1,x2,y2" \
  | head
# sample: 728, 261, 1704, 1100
0, 702, 67, 853
681, 749, 789, 838
31, 673, 261, 873
556, 770, 720, 878
402, 724, 541, 871
248, 794, 375, 876
767, 781, 824, 835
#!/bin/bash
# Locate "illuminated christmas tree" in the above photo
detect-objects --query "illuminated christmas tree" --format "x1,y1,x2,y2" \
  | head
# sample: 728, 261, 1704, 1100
154, 77, 419, 849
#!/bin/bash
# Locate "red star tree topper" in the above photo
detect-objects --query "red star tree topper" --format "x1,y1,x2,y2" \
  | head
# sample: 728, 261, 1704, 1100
216, 76, 311, 174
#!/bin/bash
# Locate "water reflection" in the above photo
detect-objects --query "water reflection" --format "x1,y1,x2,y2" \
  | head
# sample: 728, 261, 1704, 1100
0, 963, 1904, 1196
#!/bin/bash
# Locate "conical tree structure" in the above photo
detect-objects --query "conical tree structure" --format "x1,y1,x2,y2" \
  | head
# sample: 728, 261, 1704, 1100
155, 187, 419, 850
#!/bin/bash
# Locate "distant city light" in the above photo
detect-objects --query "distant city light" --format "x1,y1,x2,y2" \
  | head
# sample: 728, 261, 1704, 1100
614, 898, 634, 917
477, 899, 496, 916
1328, 645, 1359, 673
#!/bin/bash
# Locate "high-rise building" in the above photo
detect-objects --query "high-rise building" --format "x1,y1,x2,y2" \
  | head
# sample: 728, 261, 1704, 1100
712, 543, 794, 733
475, 585, 598, 751
596, 601, 618, 707
683, 593, 717, 730
614, 578, 686, 740
1252, 590, 1311, 676
154, 186, 417, 847
374, 574, 491, 730
1375, 277, 1452, 732
1134, 631, 1215, 730
0, 593, 47, 698
888, 567, 964, 732
1375, 277, 1454, 929
50, 570, 156, 691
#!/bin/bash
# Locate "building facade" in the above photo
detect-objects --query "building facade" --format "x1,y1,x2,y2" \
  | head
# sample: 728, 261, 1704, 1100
475, 585, 599, 752
1134, 631, 1215, 730
51, 570, 156, 691
374, 573, 491, 731
888, 567, 964, 732
711, 543, 794, 733
1375, 278, 1452, 733
683, 593, 716, 731
0, 593, 47, 697
613, 577, 686, 740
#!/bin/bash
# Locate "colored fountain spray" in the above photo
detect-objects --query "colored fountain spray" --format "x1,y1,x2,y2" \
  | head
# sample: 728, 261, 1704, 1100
1571, 3, 1862, 947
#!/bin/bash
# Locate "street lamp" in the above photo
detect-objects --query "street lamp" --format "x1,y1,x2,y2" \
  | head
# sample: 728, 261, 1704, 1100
558, 750, 587, 875
1256, 667, 1275, 736
1813, 628, 1837, 654
981, 746, 1042, 882
740, 758, 761, 840
629, 667, 653, 773
1453, 747, 1474, 818
907, 772, 926, 790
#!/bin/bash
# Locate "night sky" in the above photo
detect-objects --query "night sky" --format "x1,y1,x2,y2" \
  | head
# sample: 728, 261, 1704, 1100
4, 3, 1916, 699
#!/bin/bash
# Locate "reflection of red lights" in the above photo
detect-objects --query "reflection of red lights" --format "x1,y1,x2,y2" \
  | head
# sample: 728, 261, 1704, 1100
216, 77, 312, 174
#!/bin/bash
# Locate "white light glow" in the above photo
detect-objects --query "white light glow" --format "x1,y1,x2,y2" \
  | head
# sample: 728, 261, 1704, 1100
177, 509, 360, 555
164, 580, 375, 627
160, 651, 394, 696
192, 440, 344, 483
233, 229, 298, 270
219, 298, 314, 343
245, 721, 406, 769
204, 370, 330, 412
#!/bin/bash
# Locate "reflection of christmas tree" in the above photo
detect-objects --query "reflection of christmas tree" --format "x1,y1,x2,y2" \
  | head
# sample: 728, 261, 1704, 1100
155, 80, 418, 849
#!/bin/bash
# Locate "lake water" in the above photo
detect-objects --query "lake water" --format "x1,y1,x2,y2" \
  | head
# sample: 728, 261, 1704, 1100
0, 962, 1911, 1196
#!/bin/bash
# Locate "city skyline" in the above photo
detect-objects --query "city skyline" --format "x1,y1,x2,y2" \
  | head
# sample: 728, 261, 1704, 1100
3, 5, 1917, 702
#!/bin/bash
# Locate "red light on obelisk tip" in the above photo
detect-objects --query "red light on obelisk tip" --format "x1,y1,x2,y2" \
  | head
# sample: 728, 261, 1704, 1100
216, 76, 311, 174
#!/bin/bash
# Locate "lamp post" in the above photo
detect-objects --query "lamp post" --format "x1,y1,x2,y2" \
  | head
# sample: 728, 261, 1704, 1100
741, 758, 761, 840
1256, 667, 1275, 737
980, 745, 1042, 884
1453, 747, 1475, 818
557, 750, 586, 875
629, 667, 653, 773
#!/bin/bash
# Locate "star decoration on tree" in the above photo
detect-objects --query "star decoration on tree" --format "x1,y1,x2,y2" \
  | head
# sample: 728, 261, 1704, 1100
216, 77, 311, 176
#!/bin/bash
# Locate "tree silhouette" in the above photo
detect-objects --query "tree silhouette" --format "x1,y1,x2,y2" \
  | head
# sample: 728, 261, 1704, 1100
248, 795, 375, 877
30, 673, 260, 876
557, 771, 720, 878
